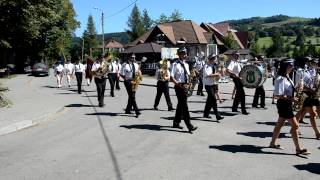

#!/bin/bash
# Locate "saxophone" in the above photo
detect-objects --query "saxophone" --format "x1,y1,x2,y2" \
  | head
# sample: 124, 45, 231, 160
293, 78, 307, 111
132, 69, 143, 92
185, 63, 198, 97
94, 59, 111, 79
159, 59, 169, 81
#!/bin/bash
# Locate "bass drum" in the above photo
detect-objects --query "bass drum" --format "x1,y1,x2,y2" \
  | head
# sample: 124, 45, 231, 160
239, 64, 267, 88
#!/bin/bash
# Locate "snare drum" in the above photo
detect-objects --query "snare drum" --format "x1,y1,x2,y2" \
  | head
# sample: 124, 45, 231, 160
239, 64, 267, 88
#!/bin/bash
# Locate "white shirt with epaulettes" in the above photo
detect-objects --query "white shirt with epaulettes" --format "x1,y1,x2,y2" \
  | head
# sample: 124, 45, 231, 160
170, 60, 190, 83
121, 62, 139, 80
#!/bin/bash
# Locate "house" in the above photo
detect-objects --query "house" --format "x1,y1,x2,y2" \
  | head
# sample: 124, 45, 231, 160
104, 39, 124, 52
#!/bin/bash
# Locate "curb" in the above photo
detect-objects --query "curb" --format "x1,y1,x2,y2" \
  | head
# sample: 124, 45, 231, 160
0, 106, 66, 136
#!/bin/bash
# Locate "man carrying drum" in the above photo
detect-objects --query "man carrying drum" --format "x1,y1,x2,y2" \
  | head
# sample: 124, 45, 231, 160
227, 51, 249, 115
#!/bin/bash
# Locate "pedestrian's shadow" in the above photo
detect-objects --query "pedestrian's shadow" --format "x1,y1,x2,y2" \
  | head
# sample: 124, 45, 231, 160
161, 116, 222, 123
209, 144, 294, 156
42, 85, 58, 89
66, 104, 98, 108
294, 163, 320, 175
236, 131, 288, 138
189, 110, 237, 117
86, 112, 119, 116
120, 124, 188, 133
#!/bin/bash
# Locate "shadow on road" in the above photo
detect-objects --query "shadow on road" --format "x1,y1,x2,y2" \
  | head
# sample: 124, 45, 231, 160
294, 163, 320, 175
236, 131, 288, 138
209, 144, 294, 156
66, 103, 98, 108
120, 124, 188, 133
85, 112, 119, 116
189, 110, 237, 117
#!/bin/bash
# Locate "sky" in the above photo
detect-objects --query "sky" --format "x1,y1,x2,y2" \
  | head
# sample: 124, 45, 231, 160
71, 0, 320, 37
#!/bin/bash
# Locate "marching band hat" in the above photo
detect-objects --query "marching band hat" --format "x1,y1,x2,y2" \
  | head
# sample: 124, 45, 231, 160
311, 58, 318, 63
283, 58, 294, 65
233, 50, 240, 55
129, 53, 136, 58
177, 47, 187, 54
208, 54, 218, 60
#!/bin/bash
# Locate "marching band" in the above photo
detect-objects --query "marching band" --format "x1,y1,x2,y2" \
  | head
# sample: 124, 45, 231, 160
51, 48, 320, 155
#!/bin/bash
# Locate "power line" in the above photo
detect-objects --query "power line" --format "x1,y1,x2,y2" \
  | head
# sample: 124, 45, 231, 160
105, 0, 138, 19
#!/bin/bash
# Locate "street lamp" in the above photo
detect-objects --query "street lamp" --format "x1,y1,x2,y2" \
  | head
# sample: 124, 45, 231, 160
94, 7, 105, 55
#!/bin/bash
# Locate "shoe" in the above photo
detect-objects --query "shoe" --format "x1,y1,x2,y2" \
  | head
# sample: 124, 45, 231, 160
296, 148, 311, 155
316, 133, 320, 140
242, 111, 250, 115
172, 124, 183, 129
154, 106, 158, 110
125, 111, 132, 114
272, 102, 276, 104
216, 116, 224, 121
188, 126, 198, 133
111, 94, 114, 97
99, 104, 105, 107
203, 115, 212, 118
200, 93, 205, 96
135, 112, 141, 118
168, 107, 174, 111
252, 105, 258, 108
196, 92, 200, 95
261, 106, 267, 109
300, 120, 308, 124
269, 144, 285, 150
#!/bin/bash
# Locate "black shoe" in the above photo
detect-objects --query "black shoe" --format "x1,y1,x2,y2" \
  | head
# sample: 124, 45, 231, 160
203, 115, 212, 118
111, 94, 114, 97
300, 120, 309, 124
200, 93, 205, 96
154, 106, 158, 110
216, 116, 224, 121
188, 126, 198, 133
172, 124, 183, 129
242, 111, 250, 115
125, 111, 132, 114
252, 105, 258, 108
135, 112, 141, 118
196, 92, 200, 95
261, 106, 267, 109
168, 107, 174, 111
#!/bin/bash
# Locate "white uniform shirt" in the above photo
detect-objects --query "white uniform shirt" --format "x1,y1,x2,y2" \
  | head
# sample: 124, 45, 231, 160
108, 61, 118, 73
195, 58, 205, 72
170, 60, 190, 83
121, 62, 139, 80
54, 64, 64, 75
274, 76, 294, 97
294, 68, 305, 85
74, 63, 85, 72
91, 61, 101, 72
303, 68, 317, 89
64, 63, 74, 74
227, 60, 242, 76
202, 64, 216, 86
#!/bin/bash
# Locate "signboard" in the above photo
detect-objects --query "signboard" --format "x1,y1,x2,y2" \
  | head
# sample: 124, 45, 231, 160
207, 44, 218, 56
161, 47, 179, 59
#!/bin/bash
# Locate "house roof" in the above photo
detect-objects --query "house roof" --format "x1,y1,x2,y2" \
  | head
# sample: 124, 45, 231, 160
105, 40, 123, 49
235, 32, 249, 49
223, 49, 252, 55
123, 42, 163, 54
210, 23, 231, 35
129, 20, 208, 46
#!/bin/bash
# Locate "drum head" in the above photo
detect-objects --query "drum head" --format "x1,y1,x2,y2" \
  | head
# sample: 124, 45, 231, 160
239, 65, 265, 88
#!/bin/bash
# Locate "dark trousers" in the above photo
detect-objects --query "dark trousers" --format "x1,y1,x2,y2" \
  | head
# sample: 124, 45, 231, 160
124, 80, 139, 114
115, 75, 120, 89
197, 76, 203, 94
173, 84, 193, 129
154, 80, 173, 109
252, 85, 265, 107
232, 77, 247, 113
94, 77, 107, 106
204, 85, 220, 116
108, 73, 117, 96
75, 72, 83, 94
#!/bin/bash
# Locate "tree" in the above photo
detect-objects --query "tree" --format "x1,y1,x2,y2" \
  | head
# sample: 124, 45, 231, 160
306, 44, 317, 57
250, 42, 261, 56
295, 30, 305, 46
83, 15, 98, 57
222, 32, 239, 49
126, 4, 145, 42
142, 9, 153, 30
156, 13, 170, 24
266, 30, 285, 57
169, 9, 183, 21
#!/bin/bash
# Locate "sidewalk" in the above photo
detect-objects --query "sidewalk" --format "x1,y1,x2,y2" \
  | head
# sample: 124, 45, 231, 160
0, 73, 275, 136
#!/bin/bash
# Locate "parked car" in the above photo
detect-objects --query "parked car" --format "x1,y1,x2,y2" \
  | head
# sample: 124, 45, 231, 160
32, 63, 49, 76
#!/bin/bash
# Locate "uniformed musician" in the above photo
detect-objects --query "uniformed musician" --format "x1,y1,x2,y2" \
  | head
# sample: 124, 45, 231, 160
252, 55, 267, 109
202, 54, 224, 121
74, 58, 86, 94
196, 51, 205, 96
269, 59, 310, 155
64, 59, 75, 87
91, 54, 107, 107
153, 59, 174, 111
120, 53, 141, 118
170, 47, 197, 133
53, 60, 64, 88
115, 59, 121, 90
107, 55, 118, 97
226, 51, 249, 115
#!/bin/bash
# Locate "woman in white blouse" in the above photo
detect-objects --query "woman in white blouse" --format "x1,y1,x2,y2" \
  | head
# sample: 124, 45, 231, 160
269, 59, 310, 155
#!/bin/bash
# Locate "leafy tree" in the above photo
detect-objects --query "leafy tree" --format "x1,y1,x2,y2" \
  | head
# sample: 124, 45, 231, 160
156, 13, 170, 24
266, 30, 285, 57
83, 15, 99, 57
222, 32, 239, 49
306, 44, 317, 57
295, 30, 305, 46
142, 9, 153, 30
126, 4, 145, 42
250, 42, 261, 56
170, 9, 183, 21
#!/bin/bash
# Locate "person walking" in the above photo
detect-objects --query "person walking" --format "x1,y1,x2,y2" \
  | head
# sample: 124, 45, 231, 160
91, 55, 108, 107
53, 60, 64, 88
252, 56, 267, 109
64, 59, 74, 87
85, 57, 94, 86
74, 58, 86, 94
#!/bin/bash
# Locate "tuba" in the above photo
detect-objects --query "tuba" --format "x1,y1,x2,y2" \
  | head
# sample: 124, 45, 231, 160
94, 59, 111, 79
159, 59, 169, 81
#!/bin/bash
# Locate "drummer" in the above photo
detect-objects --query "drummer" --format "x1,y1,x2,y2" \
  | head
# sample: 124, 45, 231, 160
252, 55, 267, 109
227, 51, 249, 115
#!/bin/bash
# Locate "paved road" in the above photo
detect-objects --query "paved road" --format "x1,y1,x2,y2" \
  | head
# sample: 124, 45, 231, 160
0, 74, 319, 180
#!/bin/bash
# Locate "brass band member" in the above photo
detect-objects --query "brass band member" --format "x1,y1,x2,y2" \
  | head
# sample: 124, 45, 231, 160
85, 57, 94, 86
269, 59, 310, 155
107, 55, 118, 97
295, 58, 320, 139
195, 52, 205, 96
170, 47, 197, 133
203, 54, 224, 121
252, 55, 267, 109
74, 58, 86, 94
227, 51, 249, 115
91, 54, 107, 107
120, 53, 141, 118
153, 59, 174, 111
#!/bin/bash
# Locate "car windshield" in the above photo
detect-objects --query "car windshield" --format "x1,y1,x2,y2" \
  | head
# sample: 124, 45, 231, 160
33, 63, 47, 68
